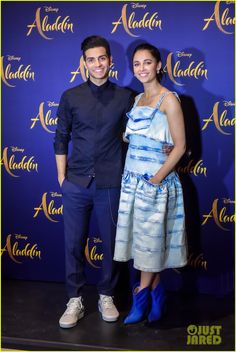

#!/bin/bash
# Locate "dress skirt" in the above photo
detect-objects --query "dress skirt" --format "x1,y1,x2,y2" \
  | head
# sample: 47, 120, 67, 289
113, 136, 187, 272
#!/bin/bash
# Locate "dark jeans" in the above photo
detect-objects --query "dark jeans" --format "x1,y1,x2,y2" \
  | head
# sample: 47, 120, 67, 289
61, 178, 120, 298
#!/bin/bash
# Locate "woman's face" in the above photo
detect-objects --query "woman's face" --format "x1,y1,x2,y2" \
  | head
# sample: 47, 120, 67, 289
133, 49, 161, 84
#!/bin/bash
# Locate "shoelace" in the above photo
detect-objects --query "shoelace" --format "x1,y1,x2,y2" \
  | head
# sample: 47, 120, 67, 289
65, 298, 83, 315
100, 296, 114, 309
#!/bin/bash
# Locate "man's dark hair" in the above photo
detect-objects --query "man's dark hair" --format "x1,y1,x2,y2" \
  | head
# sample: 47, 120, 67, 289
81, 35, 111, 59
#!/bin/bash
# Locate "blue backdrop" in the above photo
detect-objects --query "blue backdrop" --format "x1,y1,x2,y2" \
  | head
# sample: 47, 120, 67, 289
1, 1, 235, 295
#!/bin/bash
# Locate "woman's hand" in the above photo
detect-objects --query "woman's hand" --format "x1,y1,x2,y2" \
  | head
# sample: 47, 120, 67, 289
148, 176, 162, 185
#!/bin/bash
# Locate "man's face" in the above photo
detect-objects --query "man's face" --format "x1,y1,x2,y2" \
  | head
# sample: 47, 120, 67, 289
84, 46, 111, 84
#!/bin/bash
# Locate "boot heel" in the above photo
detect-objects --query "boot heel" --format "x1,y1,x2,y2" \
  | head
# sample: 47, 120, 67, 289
148, 282, 166, 323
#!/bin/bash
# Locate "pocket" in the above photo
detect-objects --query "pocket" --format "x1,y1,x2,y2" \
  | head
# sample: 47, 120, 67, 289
121, 171, 135, 185
141, 175, 163, 188
140, 175, 167, 198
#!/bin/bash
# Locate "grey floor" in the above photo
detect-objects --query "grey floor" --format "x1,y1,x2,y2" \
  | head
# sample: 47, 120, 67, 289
1, 279, 234, 351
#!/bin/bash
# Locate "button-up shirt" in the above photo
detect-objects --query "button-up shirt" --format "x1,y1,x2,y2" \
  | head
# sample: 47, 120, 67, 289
54, 80, 134, 188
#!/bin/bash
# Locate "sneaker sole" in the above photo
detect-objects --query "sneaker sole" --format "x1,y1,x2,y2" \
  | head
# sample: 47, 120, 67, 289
59, 311, 84, 328
98, 305, 119, 322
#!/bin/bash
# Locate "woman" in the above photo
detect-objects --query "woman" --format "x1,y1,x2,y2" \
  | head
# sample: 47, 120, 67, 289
114, 43, 187, 324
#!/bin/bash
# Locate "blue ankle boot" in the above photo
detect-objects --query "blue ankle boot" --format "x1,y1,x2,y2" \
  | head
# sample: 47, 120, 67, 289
148, 282, 166, 322
124, 283, 150, 324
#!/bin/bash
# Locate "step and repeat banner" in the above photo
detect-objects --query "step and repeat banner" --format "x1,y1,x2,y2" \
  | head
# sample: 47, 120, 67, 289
1, 1, 235, 295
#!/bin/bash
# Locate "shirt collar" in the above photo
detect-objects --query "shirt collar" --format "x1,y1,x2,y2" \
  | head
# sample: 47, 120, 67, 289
88, 79, 111, 92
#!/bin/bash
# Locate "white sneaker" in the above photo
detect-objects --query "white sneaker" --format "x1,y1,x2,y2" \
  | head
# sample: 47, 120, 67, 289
98, 295, 119, 322
59, 297, 84, 328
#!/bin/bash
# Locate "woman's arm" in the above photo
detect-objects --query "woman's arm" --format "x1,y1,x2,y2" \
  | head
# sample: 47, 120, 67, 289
149, 93, 186, 185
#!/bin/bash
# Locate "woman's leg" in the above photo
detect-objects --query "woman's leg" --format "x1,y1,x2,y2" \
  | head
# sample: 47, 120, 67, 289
151, 272, 161, 289
139, 271, 160, 291
148, 273, 166, 322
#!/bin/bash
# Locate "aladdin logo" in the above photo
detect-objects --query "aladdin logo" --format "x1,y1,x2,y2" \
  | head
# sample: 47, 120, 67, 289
70, 55, 118, 83
30, 101, 58, 133
177, 159, 207, 177
174, 252, 207, 274
223, 100, 235, 106
202, 101, 235, 135
1, 146, 38, 177
187, 253, 207, 270
1, 234, 41, 264
164, 51, 208, 86
1, 55, 35, 88
85, 237, 104, 268
202, 198, 235, 231
111, 3, 162, 37
203, 0, 235, 34
26, 7, 74, 39
33, 192, 63, 222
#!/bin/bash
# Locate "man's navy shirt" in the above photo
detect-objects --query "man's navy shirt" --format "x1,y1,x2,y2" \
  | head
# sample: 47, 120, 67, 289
54, 79, 134, 188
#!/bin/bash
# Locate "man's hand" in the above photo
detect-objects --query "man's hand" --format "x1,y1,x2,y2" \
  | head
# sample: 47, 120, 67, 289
163, 145, 174, 156
58, 175, 65, 187
123, 133, 129, 143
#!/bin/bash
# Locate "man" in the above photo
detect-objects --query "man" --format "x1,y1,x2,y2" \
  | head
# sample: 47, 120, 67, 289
54, 35, 134, 328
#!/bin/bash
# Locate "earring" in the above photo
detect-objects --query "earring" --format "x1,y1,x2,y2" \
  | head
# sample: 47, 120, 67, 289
157, 69, 160, 74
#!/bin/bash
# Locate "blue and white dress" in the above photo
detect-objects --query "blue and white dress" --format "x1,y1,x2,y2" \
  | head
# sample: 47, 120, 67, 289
114, 91, 187, 272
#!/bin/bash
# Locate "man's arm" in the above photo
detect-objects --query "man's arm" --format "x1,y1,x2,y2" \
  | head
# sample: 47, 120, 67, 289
123, 90, 136, 129
54, 91, 72, 186
122, 90, 136, 143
